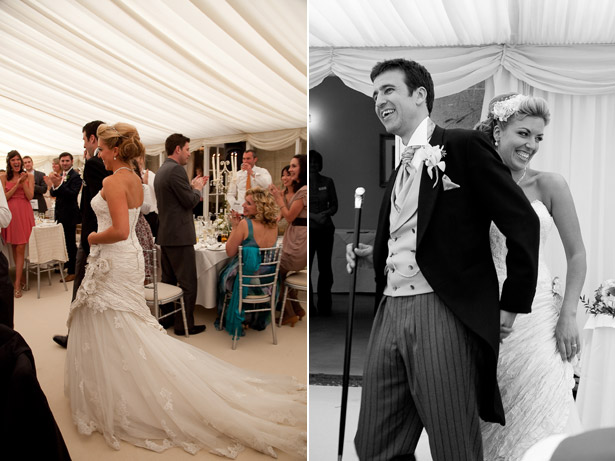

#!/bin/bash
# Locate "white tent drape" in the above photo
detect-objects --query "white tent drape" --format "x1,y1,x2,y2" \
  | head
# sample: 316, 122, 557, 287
310, 45, 615, 97
309, 0, 615, 318
0, 0, 307, 158
148, 127, 308, 158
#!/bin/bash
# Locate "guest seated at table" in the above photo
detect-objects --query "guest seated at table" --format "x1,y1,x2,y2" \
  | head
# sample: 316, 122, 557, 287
215, 187, 279, 334
269, 154, 307, 326
0, 150, 35, 298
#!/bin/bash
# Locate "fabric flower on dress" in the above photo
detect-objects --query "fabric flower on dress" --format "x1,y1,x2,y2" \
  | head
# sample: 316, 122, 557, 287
81, 279, 97, 296
551, 276, 562, 297
89, 244, 101, 258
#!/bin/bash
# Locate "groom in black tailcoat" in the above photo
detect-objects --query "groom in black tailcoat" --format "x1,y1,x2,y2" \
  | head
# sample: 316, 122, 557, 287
53, 120, 110, 349
347, 59, 540, 460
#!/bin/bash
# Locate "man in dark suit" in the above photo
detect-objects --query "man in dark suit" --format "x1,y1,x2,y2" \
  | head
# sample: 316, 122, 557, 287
46, 152, 82, 282
22, 156, 47, 215
346, 59, 540, 460
53, 120, 109, 349
155, 133, 206, 335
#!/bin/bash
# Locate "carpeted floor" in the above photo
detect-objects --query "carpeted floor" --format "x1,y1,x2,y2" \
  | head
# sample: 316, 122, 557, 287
12, 271, 307, 461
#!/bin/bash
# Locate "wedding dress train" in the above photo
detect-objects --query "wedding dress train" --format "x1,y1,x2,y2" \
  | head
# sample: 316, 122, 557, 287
65, 193, 306, 459
481, 200, 581, 461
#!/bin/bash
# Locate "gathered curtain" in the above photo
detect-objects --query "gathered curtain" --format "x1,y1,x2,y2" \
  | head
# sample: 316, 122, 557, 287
310, 43, 615, 318
146, 127, 307, 158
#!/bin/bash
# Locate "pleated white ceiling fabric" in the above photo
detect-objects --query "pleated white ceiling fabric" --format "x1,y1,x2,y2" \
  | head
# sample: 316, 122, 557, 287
309, 0, 615, 47
0, 0, 307, 157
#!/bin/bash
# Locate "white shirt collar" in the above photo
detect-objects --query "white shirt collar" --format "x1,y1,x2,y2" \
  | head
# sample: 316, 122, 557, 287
402, 116, 431, 149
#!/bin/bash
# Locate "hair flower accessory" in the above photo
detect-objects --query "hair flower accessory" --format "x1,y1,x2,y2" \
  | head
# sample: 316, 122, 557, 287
491, 94, 528, 122
411, 145, 447, 188
581, 279, 615, 317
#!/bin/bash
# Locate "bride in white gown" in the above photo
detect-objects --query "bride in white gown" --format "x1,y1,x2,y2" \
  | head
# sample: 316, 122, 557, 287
475, 95, 586, 460
65, 123, 306, 459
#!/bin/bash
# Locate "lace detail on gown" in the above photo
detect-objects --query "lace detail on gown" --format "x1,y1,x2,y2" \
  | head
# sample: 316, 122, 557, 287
481, 200, 577, 461
65, 193, 307, 458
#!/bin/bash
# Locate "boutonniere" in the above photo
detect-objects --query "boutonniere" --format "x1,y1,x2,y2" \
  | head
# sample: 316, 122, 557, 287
411, 145, 447, 188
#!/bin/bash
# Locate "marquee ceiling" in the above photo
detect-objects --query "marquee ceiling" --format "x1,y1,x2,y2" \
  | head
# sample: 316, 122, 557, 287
309, 0, 615, 48
0, 0, 307, 158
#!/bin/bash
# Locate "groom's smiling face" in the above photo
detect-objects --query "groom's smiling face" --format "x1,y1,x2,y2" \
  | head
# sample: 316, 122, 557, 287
372, 69, 424, 144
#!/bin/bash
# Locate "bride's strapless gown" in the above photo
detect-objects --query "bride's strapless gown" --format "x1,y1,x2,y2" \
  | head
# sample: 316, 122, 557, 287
481, 200, 581, 461
65, 193, 306, 459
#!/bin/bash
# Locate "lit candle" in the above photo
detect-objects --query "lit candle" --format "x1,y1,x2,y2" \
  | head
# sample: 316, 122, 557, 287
211, 154, 217, 181
216, 153, 220, 180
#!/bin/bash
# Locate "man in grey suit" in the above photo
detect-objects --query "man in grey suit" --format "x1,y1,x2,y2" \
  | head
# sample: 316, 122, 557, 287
22, 156, 47, 214
155, 133, 206, 335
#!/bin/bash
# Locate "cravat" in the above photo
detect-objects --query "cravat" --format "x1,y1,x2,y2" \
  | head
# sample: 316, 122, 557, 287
392, 145, 420, 211
246, 171, 252, 190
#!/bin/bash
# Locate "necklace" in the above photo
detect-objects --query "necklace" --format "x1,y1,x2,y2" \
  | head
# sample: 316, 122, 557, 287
515, 168, 527, 185
113, 166, 132, 175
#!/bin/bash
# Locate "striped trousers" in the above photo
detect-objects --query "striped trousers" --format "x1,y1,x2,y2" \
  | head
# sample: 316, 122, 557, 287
355, 294, 484, 461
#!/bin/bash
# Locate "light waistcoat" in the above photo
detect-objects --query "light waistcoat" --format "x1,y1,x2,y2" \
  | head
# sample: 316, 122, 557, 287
384, 117, 434, 297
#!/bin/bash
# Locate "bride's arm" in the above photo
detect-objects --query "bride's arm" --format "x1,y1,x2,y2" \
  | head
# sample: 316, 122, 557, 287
88, 176, 130, 245
543, 173, 586, 362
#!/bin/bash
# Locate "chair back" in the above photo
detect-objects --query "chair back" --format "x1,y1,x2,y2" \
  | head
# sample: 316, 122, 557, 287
142, 246, 159, 312
237, 245, 282, 307
141, 246, 188, 335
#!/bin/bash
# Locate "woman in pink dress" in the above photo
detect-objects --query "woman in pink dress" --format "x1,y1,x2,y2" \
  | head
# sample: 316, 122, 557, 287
1, 150, 35, 298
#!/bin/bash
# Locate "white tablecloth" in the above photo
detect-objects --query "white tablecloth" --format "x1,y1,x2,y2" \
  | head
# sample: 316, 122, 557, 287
576, 314, 615, 429
194, 243, 231, 309
28, 223, 68, 264
2, 222, 67, 266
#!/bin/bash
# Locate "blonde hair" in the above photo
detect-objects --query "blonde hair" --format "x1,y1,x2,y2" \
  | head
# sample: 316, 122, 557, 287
245, 187, 279, 228
474, 93, 550, 145
97, 123, 145, 163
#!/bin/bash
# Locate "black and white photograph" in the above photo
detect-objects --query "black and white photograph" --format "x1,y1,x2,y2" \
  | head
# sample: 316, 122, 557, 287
309, 1, 615, 460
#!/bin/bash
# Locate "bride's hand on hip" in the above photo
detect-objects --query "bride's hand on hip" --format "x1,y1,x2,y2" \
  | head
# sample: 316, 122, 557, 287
555, 314, 580, 362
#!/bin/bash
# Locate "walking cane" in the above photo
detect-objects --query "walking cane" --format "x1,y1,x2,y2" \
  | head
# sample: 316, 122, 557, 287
338, 187, 365, 461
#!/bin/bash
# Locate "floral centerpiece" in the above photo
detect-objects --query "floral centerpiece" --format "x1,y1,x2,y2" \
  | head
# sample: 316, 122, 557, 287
581, 279, 615, 317
214, 215, 230, 233
213, 203, 232, 239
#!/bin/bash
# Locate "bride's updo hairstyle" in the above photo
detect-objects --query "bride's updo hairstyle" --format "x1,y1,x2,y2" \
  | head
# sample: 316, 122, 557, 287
245, 187, 279, 228
474, 93, 550, 146
97, 123, 145, 164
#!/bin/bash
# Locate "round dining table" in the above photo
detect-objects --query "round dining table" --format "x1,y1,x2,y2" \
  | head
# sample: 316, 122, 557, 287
194, 242, 231, 309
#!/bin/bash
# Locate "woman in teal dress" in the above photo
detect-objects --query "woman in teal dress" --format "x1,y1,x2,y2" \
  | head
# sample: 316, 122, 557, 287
216, 187, 279, 334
